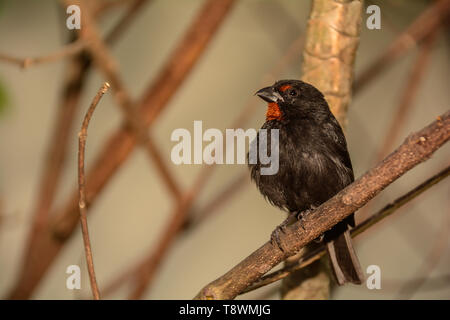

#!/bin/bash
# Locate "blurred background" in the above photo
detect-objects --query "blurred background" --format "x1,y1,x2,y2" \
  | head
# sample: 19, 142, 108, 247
0, 0, 449, 300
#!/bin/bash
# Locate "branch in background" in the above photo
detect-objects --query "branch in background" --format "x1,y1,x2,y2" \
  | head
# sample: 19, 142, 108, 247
353, 0, 450, 95
104, 0, 151, 44
377, 29, 438, 161
194, 111, 450, 300
0, 40, 85, 69
7, 0, 235, 300
243, 165, 450, 294
64, 0, 182, 201
78, 82, 110, 300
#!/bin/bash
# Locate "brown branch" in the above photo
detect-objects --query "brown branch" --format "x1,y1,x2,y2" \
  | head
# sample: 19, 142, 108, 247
243, 164, 450, 294
353, 0, 450, 94
78, 82, 110, 300
0, 39, 85, 69
194, 111, 450, 300
7, 0, 235, 300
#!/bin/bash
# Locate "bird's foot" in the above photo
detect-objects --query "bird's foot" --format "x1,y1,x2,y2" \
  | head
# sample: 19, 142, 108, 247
296, 207, 324, 242
270, 215, 296, 252
295, 208, 313, 230
270, 225, 287, 251
313, 234, 325, 243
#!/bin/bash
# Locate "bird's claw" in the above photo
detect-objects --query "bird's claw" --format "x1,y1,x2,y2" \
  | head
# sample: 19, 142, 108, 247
271, 225, 287, 252
313, 233, 325, 243
295, 210, 309, 230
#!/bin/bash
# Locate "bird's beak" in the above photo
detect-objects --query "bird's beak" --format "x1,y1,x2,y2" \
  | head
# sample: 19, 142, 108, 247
255, 86, 283, 103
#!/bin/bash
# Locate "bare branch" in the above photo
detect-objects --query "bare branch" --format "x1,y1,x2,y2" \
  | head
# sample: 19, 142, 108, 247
78, 82, 110, 300
0, 40, 85, 69
194, 111, 450, 300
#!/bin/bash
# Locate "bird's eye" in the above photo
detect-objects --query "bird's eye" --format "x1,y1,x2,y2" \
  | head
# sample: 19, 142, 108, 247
288, 89, 298, 97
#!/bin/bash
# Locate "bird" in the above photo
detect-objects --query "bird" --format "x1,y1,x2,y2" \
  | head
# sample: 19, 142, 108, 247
248, 79, 364, 285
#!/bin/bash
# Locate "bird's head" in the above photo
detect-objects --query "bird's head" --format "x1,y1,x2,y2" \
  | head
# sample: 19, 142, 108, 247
255, 80, 328, 121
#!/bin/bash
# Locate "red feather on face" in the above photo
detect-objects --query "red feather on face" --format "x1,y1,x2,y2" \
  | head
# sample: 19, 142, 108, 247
266, 102, 282, 121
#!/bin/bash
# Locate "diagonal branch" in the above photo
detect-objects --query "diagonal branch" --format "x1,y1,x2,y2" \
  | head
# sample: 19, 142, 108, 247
78, 82, 111, 300
194, 110, 450, 300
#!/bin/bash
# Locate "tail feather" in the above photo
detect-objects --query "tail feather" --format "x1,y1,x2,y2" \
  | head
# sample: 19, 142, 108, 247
326, 229, 364, 285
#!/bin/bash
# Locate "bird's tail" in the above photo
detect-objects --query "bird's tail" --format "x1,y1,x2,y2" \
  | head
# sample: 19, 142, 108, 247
326, 228, 364, 285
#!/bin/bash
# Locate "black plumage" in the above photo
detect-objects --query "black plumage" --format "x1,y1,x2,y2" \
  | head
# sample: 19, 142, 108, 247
249, 79, 364, 285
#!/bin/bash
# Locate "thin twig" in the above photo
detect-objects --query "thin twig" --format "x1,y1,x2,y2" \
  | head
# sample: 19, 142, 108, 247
242, 165, 450, 294
0, 39, 85, 69
194, 111, 450, 300
78, 82, 110, 300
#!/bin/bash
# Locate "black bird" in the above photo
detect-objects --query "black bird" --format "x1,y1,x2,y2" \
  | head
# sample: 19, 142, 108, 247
249, 79, 364, 285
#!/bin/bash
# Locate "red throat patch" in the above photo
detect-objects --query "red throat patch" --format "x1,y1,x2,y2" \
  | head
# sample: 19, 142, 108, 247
266, 102, 282, 121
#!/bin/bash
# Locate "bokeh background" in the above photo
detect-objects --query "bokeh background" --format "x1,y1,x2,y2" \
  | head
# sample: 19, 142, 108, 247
0, 0, 449, 299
